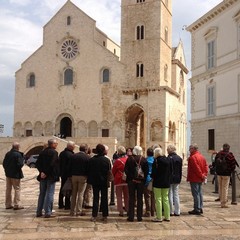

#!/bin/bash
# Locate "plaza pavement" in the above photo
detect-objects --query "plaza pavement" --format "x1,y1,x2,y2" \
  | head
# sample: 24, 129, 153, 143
1, 165, 240, 240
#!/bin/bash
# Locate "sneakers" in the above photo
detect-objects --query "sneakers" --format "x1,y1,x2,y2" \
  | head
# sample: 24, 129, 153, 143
215, 198, 220, 201
151, 218, 162, 222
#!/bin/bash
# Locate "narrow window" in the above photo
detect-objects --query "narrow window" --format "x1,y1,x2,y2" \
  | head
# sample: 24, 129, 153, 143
67, 16, 71, 25
136, 25, 144, 40
207, 40, 215, 69
238, 22, 240, 58
136, 63, 144, 77
64, 68, 73, 85
164, 64, 168, 81
165, 27, 168, 43
29, 74, 35, 87
103, 41, 106, 47
208, 129, 215, 150
103, 69, 110, 83
207, 85, 215, 116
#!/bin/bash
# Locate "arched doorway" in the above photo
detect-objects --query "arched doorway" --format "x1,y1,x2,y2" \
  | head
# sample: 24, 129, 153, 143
60, 117, 72, 138
125, 104, 145, 149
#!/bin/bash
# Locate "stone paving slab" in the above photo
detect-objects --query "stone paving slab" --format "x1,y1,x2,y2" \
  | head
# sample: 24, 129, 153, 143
0, 165, 240, 239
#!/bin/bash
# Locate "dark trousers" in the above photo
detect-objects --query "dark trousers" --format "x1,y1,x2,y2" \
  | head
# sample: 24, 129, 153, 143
128, 180, 144, 220
92, 185, 109, 217
58, 177, 71, 209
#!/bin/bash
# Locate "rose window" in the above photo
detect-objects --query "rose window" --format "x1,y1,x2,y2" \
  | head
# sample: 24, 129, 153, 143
61, 39, 78, 60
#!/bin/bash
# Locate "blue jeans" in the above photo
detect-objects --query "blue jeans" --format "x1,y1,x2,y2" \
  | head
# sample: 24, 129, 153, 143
169, 183, 180, 215
36, 179, 56, 216
190, 182, 203, 211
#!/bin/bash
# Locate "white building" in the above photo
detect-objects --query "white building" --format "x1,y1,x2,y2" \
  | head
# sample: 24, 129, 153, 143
187, 0, 240, 160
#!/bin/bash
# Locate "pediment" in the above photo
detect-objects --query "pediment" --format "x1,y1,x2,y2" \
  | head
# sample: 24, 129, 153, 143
204, 27, 218, 39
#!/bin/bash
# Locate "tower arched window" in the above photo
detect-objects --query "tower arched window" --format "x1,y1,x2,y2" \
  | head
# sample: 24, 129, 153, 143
137, 0, 145, 3
136, 63, 144, 78
136, 25, 144, 40
102, 69, 110, 83
64, 68, 73, 85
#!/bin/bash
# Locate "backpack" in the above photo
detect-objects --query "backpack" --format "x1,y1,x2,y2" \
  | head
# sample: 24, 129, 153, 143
134, 157, 144, 180
215, 153, 228, 174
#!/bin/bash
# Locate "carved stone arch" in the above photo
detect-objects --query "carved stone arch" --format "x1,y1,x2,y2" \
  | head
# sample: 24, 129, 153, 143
34, 121, 43, 137
55, 113, 74, 137
14, 122, 23, 137
150, 120, 163, 141
88, 120, 98, 137
78, 120, 87, 137
45, 121, 53, 136
112, 121, 123, 142
24, 121, 33, 137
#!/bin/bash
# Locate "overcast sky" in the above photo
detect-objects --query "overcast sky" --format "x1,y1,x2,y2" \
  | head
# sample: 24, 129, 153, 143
0, 0, 222, 137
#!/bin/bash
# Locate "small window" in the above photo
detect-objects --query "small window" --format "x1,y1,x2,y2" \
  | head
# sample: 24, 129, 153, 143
64, 68, 73, 85
29, 74, 35, 87
26, 130, 32, 137
102, 69, 110, 83
136, 63, 144, 77
102, 129, 109, 137
208, 129, 215, 150
103, 41, 106, 47
137, 0, 145, 2
114, 49, 116, 54
136, 25, 144, 40
67, 16, 71, 25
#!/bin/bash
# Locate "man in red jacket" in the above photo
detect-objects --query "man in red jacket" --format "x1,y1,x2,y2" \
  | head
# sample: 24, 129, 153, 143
187, 144, 208, 215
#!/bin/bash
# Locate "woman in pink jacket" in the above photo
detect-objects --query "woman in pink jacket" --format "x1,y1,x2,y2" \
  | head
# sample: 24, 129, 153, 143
112, 146, 129, 217
187, 144, 208, 215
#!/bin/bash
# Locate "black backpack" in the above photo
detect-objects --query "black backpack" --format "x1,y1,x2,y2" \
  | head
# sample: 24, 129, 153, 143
215, 153, 228, 174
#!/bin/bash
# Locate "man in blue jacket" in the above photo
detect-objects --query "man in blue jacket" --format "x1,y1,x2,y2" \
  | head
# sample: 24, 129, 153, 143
3, 142, 24, 210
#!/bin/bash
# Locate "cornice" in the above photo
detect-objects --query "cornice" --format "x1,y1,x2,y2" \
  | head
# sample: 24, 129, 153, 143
172, 59, 189, 74
186, 0, 238, 32
122, 86, 180, 97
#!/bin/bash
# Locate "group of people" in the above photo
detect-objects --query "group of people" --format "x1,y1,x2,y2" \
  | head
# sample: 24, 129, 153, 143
2, 140, 238, 223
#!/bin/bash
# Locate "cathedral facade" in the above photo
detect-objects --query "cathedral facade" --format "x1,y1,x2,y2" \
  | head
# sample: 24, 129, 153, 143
14, 0, 188, 156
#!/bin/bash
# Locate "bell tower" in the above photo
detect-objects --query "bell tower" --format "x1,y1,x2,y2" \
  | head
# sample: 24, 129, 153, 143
121, 0, 172, 88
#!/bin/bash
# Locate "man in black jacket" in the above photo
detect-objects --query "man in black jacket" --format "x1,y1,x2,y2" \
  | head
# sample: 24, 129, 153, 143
3, 142, 24, 210
36, 139, 59, 218
58, 141, 75, 210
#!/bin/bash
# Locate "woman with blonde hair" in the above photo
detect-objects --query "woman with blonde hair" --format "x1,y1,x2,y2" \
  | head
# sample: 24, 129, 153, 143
151, 147, 170, 222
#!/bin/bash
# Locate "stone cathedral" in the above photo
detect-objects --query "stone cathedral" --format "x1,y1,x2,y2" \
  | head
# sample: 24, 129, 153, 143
14, 0, 188, 157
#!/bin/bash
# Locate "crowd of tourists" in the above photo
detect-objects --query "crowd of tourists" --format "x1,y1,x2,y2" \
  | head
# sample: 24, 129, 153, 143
2, 140, 238, 223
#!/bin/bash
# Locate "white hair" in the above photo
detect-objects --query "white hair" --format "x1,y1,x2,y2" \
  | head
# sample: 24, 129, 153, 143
133, 146, 143, 156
